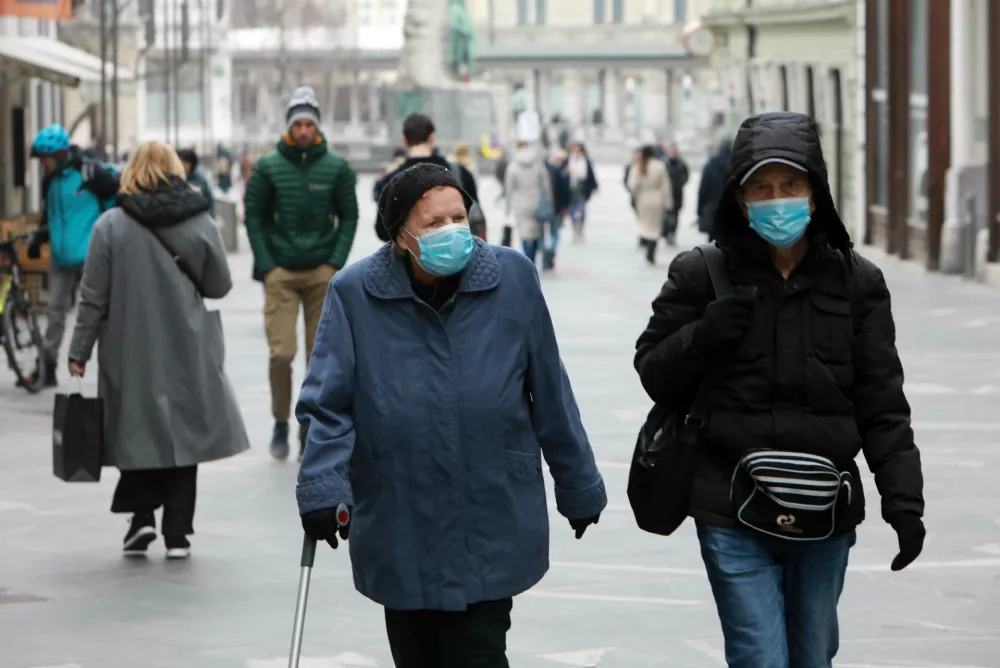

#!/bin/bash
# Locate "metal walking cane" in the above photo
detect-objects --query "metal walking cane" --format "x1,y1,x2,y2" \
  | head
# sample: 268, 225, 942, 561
288, 533, 316, 668
288, 504, 350, 668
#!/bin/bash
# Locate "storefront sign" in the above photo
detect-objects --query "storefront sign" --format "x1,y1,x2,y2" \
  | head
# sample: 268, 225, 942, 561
0, 0, 72, 20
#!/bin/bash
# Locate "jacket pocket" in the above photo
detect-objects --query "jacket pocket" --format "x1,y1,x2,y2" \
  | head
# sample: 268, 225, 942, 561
504, 450, 543, 485
810, 292, 852, 363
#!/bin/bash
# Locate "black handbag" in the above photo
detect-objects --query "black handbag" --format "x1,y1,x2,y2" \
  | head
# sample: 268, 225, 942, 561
53, 392, 104, 482
627, 244, 731, 536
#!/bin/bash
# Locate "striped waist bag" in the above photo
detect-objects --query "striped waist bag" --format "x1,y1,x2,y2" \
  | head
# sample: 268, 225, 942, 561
730, 450, 853, 541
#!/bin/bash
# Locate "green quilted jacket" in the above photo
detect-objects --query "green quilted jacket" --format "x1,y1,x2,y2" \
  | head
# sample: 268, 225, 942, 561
244, 136, 358, 278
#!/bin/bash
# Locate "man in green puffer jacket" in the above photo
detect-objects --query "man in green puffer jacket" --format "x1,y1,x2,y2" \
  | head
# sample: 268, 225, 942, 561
244, 86, 359, 461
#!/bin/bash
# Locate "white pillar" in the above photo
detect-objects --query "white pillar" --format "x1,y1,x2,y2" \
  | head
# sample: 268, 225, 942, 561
563, 69, 583, 126
941, 0, 986, 271
602, 69, 621, 129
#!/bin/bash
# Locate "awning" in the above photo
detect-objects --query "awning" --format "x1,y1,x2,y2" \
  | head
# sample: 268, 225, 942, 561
0, 37, 135, 88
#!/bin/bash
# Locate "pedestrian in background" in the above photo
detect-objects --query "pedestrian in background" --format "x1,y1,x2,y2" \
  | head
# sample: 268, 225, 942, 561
660, 141, 689, 246
176, 148, 215, 213
296, 162, 606, 667
544, 148, 572, 270
565, 141, 598, 242
627, 145, 673, 266
374, 148, 407, 202
68, 141, 248, 560
244, 85, 359, 461
697, 136, 732, 241
634, 112, 924, 668
26, 124, 120, 388
504, 139, 553, 267
373, 114, 479, 242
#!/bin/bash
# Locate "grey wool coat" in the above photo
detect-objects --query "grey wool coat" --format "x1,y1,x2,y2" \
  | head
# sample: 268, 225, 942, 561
69, 176, 250, 470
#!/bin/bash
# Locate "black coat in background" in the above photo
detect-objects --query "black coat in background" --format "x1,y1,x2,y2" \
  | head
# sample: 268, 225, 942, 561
696, 144, 731, 237
634, 111, 923, 533
373, 154, 480, 241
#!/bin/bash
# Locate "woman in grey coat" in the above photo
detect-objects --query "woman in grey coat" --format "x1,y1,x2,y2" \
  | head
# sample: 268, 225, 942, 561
504, 139, 553, 266
68, 142, 249, 560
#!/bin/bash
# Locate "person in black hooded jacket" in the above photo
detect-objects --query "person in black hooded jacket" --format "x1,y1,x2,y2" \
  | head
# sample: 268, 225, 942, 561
633, 111, 924, 668
373, 113, 480, 241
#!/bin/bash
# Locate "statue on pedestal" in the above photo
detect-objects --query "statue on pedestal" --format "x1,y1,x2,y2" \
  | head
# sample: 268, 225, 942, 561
399, 0, 477, 89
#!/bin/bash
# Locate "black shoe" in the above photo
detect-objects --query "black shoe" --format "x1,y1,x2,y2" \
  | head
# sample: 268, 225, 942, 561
165, 535, 191, 560
270, 421, 290, 461
123, 514, 157, 556
43, 358, 58, 388
298, 422, 309, 462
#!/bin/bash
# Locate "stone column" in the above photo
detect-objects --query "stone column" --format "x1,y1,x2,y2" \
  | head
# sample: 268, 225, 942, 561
941, 0, 985, 272
562, 69, 584, 126
602, 69, 621, 130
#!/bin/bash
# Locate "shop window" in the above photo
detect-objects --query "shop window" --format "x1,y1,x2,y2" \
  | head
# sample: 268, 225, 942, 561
779, 65, 789, 110
805, 65, 816, 118
536, 0, 546, 25
674, 0, 687, 23
594, 0, 605, 24
612, 0, 623, 23
517, 0, 528, 25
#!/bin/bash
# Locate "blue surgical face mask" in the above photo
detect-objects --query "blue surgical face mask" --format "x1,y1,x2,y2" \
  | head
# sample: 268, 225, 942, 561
406, 223, 475, 276
746, 196, 812, 248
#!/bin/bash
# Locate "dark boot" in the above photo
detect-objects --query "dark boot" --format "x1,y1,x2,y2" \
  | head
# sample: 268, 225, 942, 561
43, 357, 58, 388
270, 421, 290, 461
644, 239, 657, 265
123, 512, 157, 556
542, 251, 555, 270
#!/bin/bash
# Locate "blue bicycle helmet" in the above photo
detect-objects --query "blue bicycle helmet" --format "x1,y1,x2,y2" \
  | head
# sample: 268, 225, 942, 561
31, 124, 71, 157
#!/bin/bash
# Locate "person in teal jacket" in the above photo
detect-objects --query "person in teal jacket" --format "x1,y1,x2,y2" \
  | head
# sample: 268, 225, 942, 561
26, 124, 119, 387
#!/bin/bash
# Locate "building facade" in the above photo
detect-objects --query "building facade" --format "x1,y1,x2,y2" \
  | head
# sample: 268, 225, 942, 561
700, 0, 862, 240
0, 5, 132, 218
864, 0, 998, 280
137, 0, 229, 152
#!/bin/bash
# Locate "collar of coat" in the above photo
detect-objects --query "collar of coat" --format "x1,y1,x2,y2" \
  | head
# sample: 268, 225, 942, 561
363, 237, 500, 301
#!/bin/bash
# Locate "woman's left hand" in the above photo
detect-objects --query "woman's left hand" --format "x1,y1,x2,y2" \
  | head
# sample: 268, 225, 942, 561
68, 360, 86, 378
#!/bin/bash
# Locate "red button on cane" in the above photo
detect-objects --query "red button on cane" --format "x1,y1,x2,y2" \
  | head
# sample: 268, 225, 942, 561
335, 503, 350, 527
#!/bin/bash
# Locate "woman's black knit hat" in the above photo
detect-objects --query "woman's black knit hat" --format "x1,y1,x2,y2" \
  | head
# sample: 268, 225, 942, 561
378, 162, 471, 239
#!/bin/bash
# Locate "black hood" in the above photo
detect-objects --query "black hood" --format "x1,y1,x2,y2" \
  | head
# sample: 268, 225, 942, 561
119, 175, 211, 228
713, 112, 851, 258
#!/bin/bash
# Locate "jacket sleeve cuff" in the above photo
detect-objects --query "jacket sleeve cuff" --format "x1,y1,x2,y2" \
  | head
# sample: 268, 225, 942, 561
554, 475, 608, 520
296, 474, 353, 514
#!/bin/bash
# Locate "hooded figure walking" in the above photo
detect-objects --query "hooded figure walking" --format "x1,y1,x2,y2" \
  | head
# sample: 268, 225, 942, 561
635, 112, 924, 668
296, 163, 606, 668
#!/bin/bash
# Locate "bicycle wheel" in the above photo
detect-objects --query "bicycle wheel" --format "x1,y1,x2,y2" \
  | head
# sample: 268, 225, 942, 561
2, 286, 44, 393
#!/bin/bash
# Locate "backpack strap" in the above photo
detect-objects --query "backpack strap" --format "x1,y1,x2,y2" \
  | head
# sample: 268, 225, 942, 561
685, 243, 733, 425
696, 243, 733, 298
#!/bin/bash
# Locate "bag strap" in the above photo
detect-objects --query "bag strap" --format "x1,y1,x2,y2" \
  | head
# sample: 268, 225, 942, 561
147, 228, 200, 291
685, 243, 733, 425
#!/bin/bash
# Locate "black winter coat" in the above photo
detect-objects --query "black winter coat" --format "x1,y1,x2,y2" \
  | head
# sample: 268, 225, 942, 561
634, 111, 923, 533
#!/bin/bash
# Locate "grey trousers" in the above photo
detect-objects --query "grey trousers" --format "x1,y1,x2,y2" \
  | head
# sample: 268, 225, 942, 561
44, 265, 83, 363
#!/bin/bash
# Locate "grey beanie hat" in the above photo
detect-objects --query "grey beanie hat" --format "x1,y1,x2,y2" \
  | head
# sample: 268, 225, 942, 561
286, 86, 321, 130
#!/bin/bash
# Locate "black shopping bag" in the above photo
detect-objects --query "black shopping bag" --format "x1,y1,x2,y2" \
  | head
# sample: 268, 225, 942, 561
53, 393, 104, 482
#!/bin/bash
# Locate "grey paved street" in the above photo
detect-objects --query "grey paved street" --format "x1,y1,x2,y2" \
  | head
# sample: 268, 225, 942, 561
2, 164, 999, 668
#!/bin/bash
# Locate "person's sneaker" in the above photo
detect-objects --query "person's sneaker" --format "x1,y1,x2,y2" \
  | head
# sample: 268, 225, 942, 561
298, 422, 309, 462
270, 421, 290, 461
165, 536, 191, 560
123, 517, 157, 556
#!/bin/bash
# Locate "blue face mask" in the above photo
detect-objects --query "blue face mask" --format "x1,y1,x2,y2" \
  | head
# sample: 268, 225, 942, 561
746, 196, 812, 248
406, 224, 475, 276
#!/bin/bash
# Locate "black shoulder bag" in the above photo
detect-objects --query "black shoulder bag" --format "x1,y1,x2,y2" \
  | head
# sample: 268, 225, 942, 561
627, 243, 731, 536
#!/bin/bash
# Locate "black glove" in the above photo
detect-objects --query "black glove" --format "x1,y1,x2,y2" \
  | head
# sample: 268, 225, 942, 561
889, 513, 925, 571
301, 505, 352, 550
692, 294, 756, 359
568, 514, 600, 539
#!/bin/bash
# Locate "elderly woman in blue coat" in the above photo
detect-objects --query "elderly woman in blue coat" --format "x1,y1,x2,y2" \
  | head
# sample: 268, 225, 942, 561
296, 162, 606, 667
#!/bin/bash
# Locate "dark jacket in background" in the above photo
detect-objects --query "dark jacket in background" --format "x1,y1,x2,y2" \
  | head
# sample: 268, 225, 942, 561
373, 154, 480, 242
548, 162, 572, 216
664, 155, 689, 213
696, 143, 732, 237
634, 111, 922, 534
187, 169, 215, 213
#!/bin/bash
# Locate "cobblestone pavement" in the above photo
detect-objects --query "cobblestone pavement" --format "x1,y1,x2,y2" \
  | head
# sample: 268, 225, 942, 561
1, 165, 999, 668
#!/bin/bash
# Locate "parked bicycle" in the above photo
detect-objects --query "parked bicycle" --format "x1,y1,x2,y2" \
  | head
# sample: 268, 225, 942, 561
0, 232, 45, 393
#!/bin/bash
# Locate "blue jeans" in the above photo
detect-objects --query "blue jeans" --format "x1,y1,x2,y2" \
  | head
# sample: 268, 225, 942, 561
522, 239, 540, 265
696, 522, 855, 668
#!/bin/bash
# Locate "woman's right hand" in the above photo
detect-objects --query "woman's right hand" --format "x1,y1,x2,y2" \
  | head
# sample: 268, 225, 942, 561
68, 360, 86, 378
